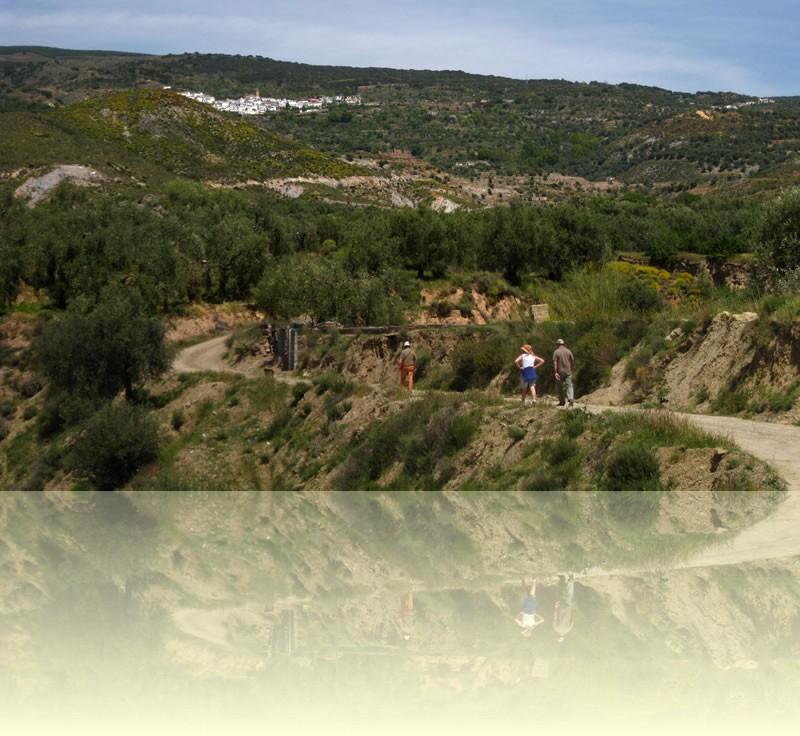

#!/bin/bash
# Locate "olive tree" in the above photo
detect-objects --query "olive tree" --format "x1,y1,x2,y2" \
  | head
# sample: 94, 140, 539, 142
36, 286, 170, 409
753, 187, 800, 293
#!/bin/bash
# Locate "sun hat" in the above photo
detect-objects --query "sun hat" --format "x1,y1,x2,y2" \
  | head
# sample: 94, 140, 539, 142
403, 340, 410, 347
521, 344, 533, 354
556, 338, 565, 344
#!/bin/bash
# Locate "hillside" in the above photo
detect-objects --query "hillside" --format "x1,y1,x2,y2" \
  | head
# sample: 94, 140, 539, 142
2, 46, 800, 203
0, 87, 477, 209
3, 278, 800, 736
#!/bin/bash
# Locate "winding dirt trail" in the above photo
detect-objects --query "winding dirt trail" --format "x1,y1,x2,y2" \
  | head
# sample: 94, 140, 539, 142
172, 334, 257, 376
673, 413, 800, 567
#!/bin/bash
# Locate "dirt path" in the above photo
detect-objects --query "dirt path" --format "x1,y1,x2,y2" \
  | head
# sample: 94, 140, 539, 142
173, 606, 234, 647
173, 334, 259, 376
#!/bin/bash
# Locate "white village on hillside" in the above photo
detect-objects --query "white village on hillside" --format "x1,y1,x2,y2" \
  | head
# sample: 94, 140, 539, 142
177, 88, 362, 115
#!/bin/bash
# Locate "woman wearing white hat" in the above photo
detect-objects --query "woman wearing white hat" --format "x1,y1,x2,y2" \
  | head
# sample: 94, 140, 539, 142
514, 344, 544, 404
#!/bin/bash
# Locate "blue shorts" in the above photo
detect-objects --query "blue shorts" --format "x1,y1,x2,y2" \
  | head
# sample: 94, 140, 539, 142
521, 367, 537, 387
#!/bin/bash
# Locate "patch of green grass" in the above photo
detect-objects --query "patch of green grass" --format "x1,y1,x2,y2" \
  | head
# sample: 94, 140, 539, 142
332, 393, 481, 491
711, 387, 749, 415
241, 376, 290, 412
601, 410, 730, 450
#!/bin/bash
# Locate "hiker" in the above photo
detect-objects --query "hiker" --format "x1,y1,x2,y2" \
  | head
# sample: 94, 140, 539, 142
515, 579, 544, 637
397, 339, 416, 391
400, 590, 416, 641
553, 573, 575, 642
552, 338, 576, 408
515, 344, 545, 404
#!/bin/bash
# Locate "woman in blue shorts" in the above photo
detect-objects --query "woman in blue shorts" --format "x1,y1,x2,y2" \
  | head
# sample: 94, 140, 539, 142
514, 344, 545, 404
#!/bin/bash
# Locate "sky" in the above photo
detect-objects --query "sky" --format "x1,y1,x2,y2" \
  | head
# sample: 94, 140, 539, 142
2, 1, 798, 96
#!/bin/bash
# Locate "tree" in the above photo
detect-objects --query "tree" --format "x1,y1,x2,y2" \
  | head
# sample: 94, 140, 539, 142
753, 187, 800, 292
23, 184, 179, 311
0, 189, 24, 308
37, 286, 170, 409
69, 401, 161, 490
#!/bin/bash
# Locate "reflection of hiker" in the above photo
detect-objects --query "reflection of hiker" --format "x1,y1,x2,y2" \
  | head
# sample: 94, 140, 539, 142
553, 574, 575, 642
397, 340, 416, 391
514, 344, 545, 404
552, 338, 576, 408
515, 579, 544, 637
400, 591, 416, 640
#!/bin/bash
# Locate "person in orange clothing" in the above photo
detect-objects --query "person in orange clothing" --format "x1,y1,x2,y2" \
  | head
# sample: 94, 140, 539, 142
397, 339, 417, 391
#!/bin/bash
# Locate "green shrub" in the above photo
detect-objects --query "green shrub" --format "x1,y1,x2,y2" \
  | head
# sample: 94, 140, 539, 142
446, 411, 480, 451
21, 448, 63, 492
449, 333, 508, 391
291, 381, 313, 405
561, 408, 589, 438
694, 385, 711, 404
430, 300, 453, 318
522, 471, 561, 492
228, 325, 263, 358
544, 436, 578, 467
170, 408, 186, 431
69, 402, 161, 490
551, 456, 583, 488
325, 399, 351, 422
763, 381, 800, 413
36, 400, 66, 439
619, 279, 665, 313
605, 444, 661, 493
313, 371, 354, 396
574, 325, 621, 395
711, 388, 749, 414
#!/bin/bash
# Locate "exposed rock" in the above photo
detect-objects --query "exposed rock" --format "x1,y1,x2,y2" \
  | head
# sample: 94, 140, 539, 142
662, 311, 759, 410
14, 165, 104, 205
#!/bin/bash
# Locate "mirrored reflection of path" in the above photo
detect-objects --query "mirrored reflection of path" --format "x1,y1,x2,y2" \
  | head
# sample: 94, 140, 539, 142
682, 488, 800, 569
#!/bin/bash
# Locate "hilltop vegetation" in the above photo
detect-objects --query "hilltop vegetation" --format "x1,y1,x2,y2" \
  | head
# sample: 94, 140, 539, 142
2, 46, 800, 199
